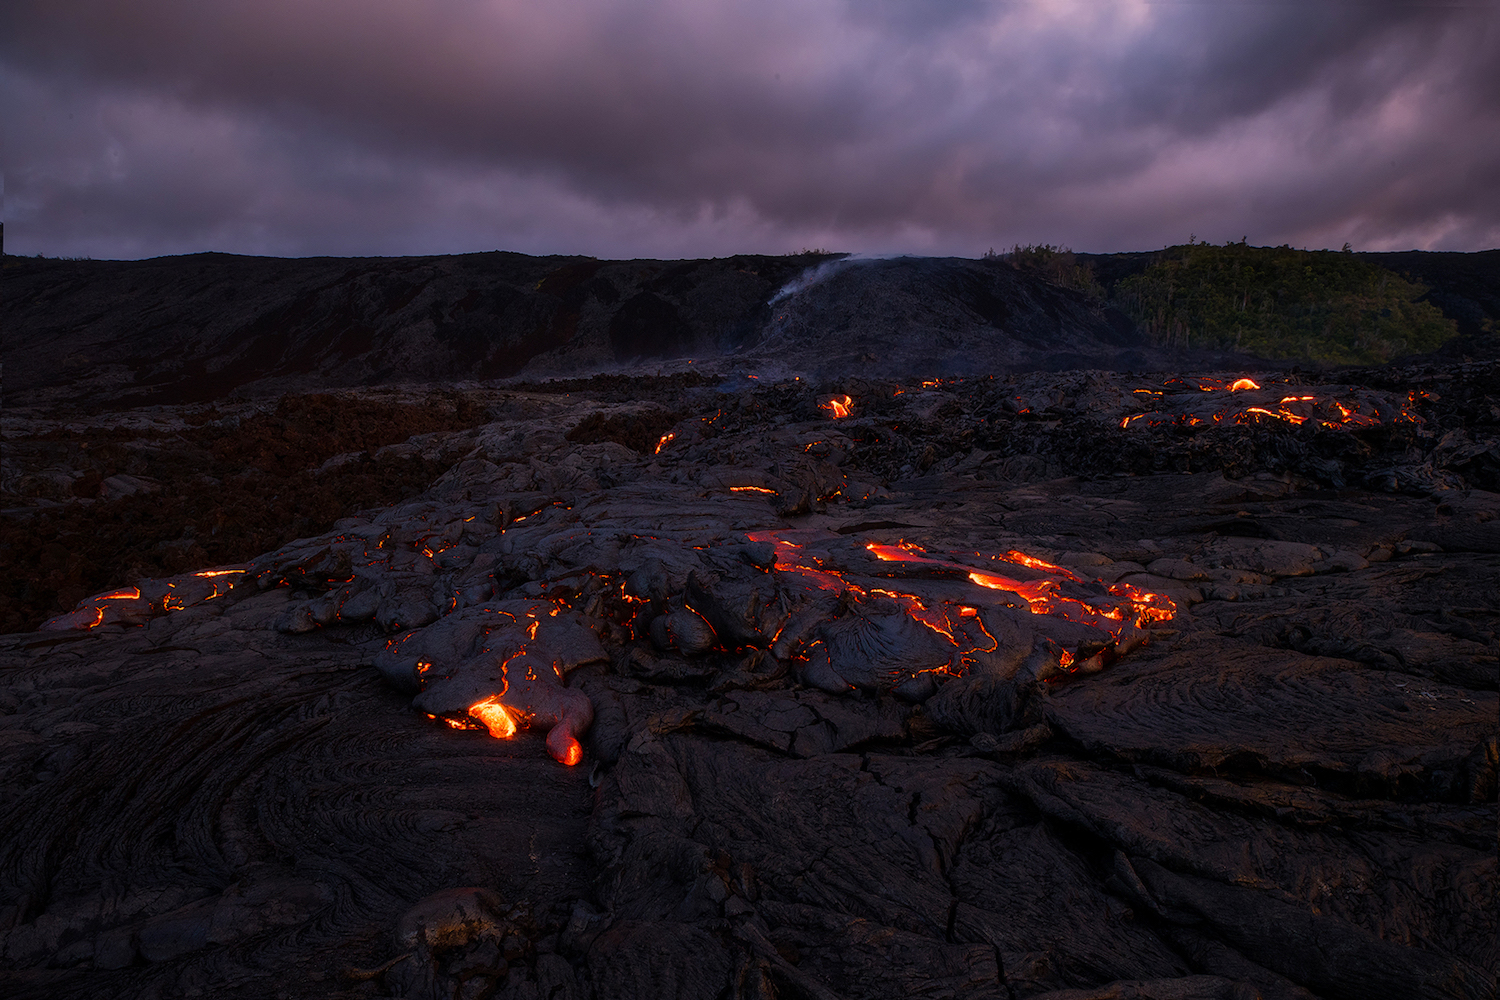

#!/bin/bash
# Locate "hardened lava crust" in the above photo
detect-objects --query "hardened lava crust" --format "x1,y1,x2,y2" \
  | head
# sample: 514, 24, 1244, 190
0, 364, 1496, 1000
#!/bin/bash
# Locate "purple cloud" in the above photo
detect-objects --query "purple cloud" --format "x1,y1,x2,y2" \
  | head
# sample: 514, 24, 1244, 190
2, 0, 1496, 259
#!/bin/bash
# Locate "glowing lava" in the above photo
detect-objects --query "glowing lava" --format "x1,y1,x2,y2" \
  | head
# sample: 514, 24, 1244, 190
42, 567, 249, 631
864, 542, 1174, 635
821, 395, 853, 419
1118, 378, 1417, 432
742, 530, 1175, 689
374, 600, 602, 766
468, 696, 520, 739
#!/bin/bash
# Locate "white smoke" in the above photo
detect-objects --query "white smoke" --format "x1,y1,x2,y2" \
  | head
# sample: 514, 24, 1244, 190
768, 254, 858, 306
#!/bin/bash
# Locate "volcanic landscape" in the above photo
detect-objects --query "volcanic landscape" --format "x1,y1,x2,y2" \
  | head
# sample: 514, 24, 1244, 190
1, 251, 1496, 1000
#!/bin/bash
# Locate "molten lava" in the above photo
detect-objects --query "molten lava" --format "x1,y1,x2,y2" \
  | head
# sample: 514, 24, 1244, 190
1118, 377, 1417, 432
821, 395, 853, 419
43, 567, 249, 631
374, 600, 602, 766
745, 530, 847, 592
741, 529, 1174, 689
864, 542, 1174, 635
468, 696, 520, 739
555, 736, 584, 767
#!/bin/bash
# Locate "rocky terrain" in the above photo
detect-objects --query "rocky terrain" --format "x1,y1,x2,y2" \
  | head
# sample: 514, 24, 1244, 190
1, 352, 1496, 999
1, 251, 1207, 411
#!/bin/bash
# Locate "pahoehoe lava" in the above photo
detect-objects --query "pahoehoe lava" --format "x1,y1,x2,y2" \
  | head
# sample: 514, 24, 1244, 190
1, 252, 1497, 1000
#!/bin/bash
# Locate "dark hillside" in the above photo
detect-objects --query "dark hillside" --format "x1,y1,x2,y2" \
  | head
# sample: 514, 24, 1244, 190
0, 251, 1157, 407
0, 252, 832, 408
5, 247, 1496, 413
743, 255, 1153, 377
1359, 250, 1500, 337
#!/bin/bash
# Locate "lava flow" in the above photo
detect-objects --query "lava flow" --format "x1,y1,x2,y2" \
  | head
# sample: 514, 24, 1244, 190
375, 601, 602, 765
463, 697, 520, 738
1119, 377, 1418, 431
45, 497, 1174, 764
821, 395, 853, 418
42, 567, 249, 630
865, 542, 1175, 634
744, 530, 1175, 687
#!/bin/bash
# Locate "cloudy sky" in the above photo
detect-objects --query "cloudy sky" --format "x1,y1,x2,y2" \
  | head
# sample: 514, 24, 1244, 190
3, 1, 1497, 260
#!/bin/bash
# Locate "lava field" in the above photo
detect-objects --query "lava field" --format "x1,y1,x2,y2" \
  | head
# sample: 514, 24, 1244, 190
0, 360, 1496, 1000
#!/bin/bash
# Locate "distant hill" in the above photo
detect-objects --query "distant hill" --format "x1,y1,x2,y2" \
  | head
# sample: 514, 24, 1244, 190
3, 245, 1495, 409
1075, 244, 1500, 364
0, 251, 808, 407
0, 252, 1166, 408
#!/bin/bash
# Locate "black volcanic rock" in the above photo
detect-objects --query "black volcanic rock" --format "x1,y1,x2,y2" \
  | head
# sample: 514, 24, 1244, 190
1361, 250, 1500, 340
1, 363, 1496, 1000
9, 248, 1494, 412
2, 252, 1164, 407
745, 256, 1154, 377
0, 252, 812, 407
2, 248, 1498, 1000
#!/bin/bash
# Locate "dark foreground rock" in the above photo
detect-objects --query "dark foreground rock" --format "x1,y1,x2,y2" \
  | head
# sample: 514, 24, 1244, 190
0, 365, 1495, 1000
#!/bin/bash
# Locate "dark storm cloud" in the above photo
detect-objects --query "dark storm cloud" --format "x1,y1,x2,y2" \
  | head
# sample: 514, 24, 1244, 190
2, 0, 1496, 258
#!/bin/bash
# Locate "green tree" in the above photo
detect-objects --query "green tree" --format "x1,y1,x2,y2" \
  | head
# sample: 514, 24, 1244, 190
1115, 242, 1455, 364
1001, 244, 1106, 300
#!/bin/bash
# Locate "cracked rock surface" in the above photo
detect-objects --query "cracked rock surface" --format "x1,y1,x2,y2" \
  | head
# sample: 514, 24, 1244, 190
1, 366, 1496, 1000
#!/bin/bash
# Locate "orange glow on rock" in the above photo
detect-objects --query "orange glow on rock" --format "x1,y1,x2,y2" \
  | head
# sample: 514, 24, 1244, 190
468, 697, 520, 739
966, 570, 1052, 604
759, 545, 850, 592
866, 540, 1175, 635
1000, 550, 1080, 580
544, 725, 585, 765
1119, 382, 1413, 433
821, 395, 853, 419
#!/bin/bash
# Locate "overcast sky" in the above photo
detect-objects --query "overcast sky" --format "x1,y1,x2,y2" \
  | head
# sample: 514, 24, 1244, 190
3, 1, 1497, 260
